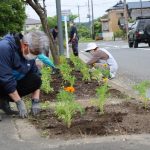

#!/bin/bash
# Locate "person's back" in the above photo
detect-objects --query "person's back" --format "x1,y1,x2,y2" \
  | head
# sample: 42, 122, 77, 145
52, 26, 58, 40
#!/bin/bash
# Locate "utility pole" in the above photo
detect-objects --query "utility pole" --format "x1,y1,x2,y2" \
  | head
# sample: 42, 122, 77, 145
140, 0, 143, 16
87, 0, 92, 37
77, 5, 80, 24
91, 0, 94, 39
124, 0, 128, 40
56, 0, 64, 55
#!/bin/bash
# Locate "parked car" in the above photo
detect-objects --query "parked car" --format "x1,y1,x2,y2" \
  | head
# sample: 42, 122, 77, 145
128, 16, 150, 48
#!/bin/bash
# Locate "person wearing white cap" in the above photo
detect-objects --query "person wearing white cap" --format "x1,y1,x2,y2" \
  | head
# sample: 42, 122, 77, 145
84, 43, 118, 78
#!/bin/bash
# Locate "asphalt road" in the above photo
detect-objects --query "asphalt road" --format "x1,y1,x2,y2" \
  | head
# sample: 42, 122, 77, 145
79, 41, 150, 88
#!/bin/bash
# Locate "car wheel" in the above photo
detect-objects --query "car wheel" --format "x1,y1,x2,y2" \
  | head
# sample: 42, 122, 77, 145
133, 40, 138, 48
148, 42, 150, 47
128, 42, 133, 48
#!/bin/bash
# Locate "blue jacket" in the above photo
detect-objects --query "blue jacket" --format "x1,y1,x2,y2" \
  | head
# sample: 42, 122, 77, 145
0, 34, 38, 94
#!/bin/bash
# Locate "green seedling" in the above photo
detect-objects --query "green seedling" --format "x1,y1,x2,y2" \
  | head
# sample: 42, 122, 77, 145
133, 80, 150, 109
90, 68, 103, 82
93, 84, 109, 114
41, 67, 53, 94
55, 89, 84, 128
55, 101, 84, 128
56, 89, 75, 102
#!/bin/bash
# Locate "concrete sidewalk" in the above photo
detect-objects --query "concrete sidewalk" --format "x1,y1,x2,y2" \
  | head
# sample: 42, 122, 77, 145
0, 52, 149, 150
1, 115, 150, 150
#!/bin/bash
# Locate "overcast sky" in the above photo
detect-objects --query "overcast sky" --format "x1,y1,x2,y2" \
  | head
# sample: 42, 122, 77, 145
26, 0, 149, 22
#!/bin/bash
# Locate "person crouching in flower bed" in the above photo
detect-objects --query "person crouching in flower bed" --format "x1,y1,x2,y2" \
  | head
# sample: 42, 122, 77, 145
83, 43, 118, 79
0, 31, 50, 120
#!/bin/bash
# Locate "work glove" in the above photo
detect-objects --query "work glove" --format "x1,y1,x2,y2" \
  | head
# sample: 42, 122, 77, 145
16, 100, 28, 118
51, 67, 60, 75
31, 99, 41, 116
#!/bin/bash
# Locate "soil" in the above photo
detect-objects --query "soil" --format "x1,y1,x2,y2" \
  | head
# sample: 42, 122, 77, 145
30, 70, 150, 140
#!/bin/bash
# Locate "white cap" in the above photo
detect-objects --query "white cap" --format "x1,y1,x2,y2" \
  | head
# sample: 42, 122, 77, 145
83, 43, 98, 52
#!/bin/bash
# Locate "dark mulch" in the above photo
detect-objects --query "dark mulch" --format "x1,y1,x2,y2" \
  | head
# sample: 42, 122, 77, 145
29, 70, 150, 140
30, 101, 150, 140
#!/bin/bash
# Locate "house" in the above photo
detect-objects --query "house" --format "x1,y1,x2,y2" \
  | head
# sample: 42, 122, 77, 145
24, 18, 41, 33
128, 1, 150, 19
101, 0, 150, 40
101, 0, 124, 40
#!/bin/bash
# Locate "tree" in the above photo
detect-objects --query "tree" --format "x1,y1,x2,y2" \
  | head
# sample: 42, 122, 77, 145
47, 16, 57, 29
25, 0, 59, 65
77, 24, 91, 38
94, 20, 102, 36
0, 0, 26, 36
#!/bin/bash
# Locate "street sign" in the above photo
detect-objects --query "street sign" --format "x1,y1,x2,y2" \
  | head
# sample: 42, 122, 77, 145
62, 16, 69, 22
61, 10, 71, 16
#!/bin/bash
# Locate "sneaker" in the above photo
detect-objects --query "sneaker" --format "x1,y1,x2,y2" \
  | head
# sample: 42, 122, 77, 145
0, 100, 18, 115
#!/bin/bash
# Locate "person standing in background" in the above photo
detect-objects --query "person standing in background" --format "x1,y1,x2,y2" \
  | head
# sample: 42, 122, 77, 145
69, 22, 79, 56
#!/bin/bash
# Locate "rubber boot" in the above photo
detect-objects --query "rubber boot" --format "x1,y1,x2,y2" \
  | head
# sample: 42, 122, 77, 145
0, 100, 18, 115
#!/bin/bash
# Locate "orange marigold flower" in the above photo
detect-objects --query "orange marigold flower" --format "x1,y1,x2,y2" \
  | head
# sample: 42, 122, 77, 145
64, 86, 75, 93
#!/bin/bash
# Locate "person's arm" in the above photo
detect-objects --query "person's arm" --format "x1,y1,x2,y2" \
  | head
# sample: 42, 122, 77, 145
37, 53, 55, 68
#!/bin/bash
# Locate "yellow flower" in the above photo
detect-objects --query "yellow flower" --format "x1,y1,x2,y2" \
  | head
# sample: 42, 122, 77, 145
103, 64, 108, 68
102, 77, 108, 83
64, 86, 75, 93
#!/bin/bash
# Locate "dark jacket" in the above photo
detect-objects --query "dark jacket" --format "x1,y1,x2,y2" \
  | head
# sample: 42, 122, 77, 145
0, 34, 38, 94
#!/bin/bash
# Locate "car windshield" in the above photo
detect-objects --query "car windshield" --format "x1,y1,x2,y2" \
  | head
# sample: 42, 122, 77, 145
138, 19, 150, 30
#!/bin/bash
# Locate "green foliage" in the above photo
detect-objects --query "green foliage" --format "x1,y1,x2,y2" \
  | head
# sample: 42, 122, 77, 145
114, 29, 125, 38
128, 18, 135, 23
133, 81, 150, 109
80, 67, 91, 82
77, 24, 91, 38
41, 67, 53, 94
55, 90, 84, 128
56, 90, 75, 102
47, 16, 57, 29
70, 54, 91, 81
94, 20, 102, 36
69, 14, 78, 22
90, 68, 103, 82
100, 68, 110, 78
0, 0, 26, 36
55, 101, 84, 128
94, 84, 109, 114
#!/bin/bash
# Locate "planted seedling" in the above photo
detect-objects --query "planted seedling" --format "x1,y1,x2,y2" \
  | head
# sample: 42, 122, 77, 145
133, 80, 150, 109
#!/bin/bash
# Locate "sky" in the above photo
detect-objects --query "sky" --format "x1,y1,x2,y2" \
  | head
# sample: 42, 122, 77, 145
26, 0, 150, 22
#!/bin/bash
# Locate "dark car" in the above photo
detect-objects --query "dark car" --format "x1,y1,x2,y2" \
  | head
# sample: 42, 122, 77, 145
128, 16, 150, 48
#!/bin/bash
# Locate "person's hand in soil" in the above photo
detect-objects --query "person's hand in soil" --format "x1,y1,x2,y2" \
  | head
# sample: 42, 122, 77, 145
16, 99, 28, 118
31, 99, 41, 116
51, 67, 60, 75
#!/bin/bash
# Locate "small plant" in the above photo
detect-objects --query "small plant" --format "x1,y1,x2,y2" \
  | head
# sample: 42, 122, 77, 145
55, 89, 84, 128
81, 67, 91, 82
41, 67, 53, 94
133, 81, 150, 109
56, 89, 75, 102
90, 68, 103, 82
100, 68, 110, 78
55, 101, 84, 128
93, 84, 109, 114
